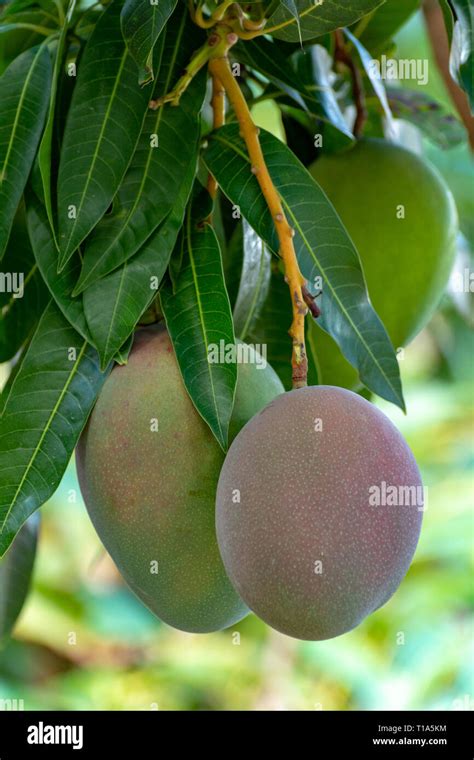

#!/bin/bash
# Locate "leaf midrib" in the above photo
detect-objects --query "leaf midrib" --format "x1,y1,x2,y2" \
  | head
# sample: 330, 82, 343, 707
61, 47, 128, 260
210, 131, 401, 403
0, 46, 45, 189
77, 12, 187, 290
185, 210, 224, 446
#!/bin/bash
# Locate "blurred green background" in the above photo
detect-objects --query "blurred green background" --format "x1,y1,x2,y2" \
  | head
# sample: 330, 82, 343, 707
0, 9, 473, 711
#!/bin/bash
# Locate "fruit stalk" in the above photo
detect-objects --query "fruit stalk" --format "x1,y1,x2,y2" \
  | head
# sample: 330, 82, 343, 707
209, 53, 309, 388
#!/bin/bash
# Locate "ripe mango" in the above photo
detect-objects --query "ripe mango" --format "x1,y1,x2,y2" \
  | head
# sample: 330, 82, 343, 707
216, 386, 424, 640
76, 326, 284, 633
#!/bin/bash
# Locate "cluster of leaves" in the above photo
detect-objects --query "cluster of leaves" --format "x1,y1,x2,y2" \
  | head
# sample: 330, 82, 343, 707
0, 0, 471, 585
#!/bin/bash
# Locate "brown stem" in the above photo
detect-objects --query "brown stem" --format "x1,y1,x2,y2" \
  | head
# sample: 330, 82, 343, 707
334, 29, 367, 138
422, 0, 474, 150
209, 52, 309, 388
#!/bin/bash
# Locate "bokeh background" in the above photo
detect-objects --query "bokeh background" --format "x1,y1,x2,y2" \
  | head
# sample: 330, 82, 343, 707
0, 9, 473, 710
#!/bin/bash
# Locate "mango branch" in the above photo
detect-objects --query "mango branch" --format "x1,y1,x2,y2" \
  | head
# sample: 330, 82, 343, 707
208, 53, 309, 388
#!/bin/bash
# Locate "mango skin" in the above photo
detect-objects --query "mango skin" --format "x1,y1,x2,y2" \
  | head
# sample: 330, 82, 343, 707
216, 386, 423, 641
76, 326, 284, 633
310, 139, 457, 348
309, 139, 458, 389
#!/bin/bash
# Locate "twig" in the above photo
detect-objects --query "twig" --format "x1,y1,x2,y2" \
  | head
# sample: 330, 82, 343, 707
422, 0, 474, 150
209, 52, 309, 387
334, 29, 367, 138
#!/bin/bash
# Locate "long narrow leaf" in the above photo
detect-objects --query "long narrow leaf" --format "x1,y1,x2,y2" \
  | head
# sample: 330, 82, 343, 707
57, 0, 152, 267
0, 513, 39, 641
74, 8, 206, 294
83, 158, 197, 369
0, 44, 51, 257
161, 202, 237, 450
0, 208, 48, 361
0, 301, 109, 557
204, 124, 405, 410
121, 0, 177, 85
37, 0, 77, 244
266, 0, 384, 42
26, 191, 93, 343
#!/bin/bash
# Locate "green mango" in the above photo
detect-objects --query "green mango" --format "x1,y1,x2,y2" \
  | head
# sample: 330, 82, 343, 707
76, 325, 284, 633
309, 138, 458, 387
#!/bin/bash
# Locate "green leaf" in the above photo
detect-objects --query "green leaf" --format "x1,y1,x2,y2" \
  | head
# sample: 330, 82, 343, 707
0, 43, 51, 258
245, 261, 293, 390
387, 87, 466, 149
307, 315, 359, 390
345, 28, 394, 129
37, 0, 77, 245
73, 8, 206, 294
1, 0, 58, 16
0, 207, 49, 362
280, 0, 303, 44
26, 190, 93, 343
220, 209, 244, 310
0, 512, 38, 642
0, 300, 109, 557
294, 43, 355, 147
266, 0, 384, 43
0, 9, 57, 75
205, 124, 405, 411
439, 0, 454, 45
121, 0, 177, 85
450, 0, 474, 112
356, 0, 420, 54
0, 340, 30, 417
160, 197, 237, 451
56, 0, 153, 268
235, 37, 353, 143
114, 333, 134, 365
83, 158, 197, 370
233, 220, 272, 341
